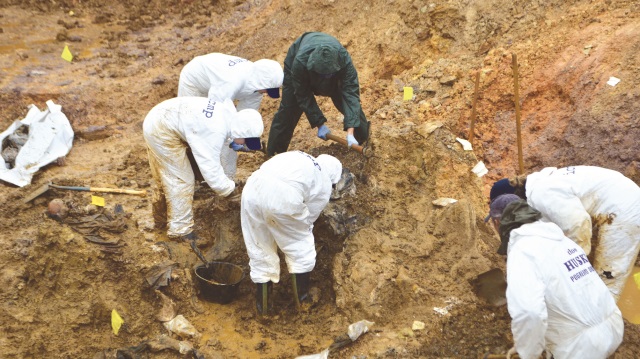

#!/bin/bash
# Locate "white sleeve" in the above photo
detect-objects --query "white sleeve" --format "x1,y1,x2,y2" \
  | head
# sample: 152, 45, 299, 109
185, 122, 235, 196
306, 193, 330, 224
207, 69, 246, 104
236, 92, 263, 111
506, 250, 548, 359
528, 184, 592, 254
207, 81, 240, 103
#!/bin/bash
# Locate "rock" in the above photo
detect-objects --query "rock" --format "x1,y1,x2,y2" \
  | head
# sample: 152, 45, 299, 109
56, 31, 67, 41
432, 198, 457, 207
67, 35, 82, 42
152, 76, 166, 85
76, 125, 114, 141
415, 121, 443, 138
412, 321, 425, 331
156, 291, 176, 322
439, 75, 457, 86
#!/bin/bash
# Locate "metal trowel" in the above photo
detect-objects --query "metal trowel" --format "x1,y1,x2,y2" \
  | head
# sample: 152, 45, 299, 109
471, 268, 507, 307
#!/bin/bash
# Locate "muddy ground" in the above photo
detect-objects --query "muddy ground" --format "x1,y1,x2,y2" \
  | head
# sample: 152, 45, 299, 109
1, 0, 639, 358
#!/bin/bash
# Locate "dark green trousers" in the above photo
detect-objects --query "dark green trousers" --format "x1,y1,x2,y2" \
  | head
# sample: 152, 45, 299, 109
267, 83, 369, 157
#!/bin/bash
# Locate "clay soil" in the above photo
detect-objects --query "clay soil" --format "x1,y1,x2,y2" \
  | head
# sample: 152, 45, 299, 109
1, 0, 639, 358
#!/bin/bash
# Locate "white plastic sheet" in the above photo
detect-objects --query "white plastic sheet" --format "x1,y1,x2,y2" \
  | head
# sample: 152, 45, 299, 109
471, 161, 488, 177
0, 100, 74, 187
455, 137, 473, 151
163, 314, 199, 339
294, 320, 374, 359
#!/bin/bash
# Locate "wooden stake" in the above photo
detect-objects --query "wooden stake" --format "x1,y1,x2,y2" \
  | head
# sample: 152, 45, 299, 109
512, 53, 524, 174
468, 70, 481, 144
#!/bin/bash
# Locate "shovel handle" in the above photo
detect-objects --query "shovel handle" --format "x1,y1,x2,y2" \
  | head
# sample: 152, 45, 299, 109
50, 184, 147, 196
325, 133, 364, 153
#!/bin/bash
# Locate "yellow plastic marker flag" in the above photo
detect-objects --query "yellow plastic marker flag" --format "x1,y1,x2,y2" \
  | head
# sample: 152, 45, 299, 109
91, 195, 105, 207
111, 309, 124, 335
634, 272, 640, 290
61, 45, 73, 62
403, 86, 413, 101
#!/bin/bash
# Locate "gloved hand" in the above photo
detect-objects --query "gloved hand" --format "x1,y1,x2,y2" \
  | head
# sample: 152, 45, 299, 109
346, 134, 359, 147
227, 187, 242, 203
317, 124, 330, 140
229, 142, 249, 152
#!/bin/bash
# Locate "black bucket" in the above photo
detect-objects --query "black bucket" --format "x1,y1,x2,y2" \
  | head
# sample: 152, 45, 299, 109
194, 262, 245, 304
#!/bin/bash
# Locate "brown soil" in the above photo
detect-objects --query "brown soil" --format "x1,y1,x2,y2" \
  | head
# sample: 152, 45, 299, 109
1, 0, 639, 358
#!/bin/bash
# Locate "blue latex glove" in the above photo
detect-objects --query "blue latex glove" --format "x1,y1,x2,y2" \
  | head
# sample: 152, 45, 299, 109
317, 124, 330, 140
346, 134, 359, 147
229, 142, 248, 152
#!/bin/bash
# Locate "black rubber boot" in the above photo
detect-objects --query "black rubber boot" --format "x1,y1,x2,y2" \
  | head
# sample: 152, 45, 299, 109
291, 272, 311, 311
182, 232, 197, 241
255, 282, 273, 316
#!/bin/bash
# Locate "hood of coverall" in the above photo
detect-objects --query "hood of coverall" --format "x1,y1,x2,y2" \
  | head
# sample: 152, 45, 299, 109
307, 45, 344, 74
245, 59, 284, 94
524, 167, 557, 199
498, 200, 542, 255
229, 109, 264, 140
315, 154, 342, 184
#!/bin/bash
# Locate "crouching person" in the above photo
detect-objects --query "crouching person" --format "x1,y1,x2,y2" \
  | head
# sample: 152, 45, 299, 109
491, 196, 623, 359
143, 97, 263, 241
240, 151, 342, 315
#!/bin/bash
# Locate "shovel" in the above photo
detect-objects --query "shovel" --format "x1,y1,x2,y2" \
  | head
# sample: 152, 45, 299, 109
23, 181, 147, 203
325, 133, 367, 154
324, 127, 372, 157
470, 268, 507, 307
189, 239, 213, 270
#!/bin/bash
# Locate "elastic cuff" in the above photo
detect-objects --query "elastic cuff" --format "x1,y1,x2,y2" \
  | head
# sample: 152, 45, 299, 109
311, 118, 327, 129
217, 181, 235, 197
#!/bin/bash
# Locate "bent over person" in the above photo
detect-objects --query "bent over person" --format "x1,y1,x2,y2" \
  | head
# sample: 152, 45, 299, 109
143, 97, 263, 240
493, 198, 623, 359
240, 151, 342, 315
178, 53, 283, 179
178, 52, 284, 110
509, 166, 640, 301
267, 32, 370, 157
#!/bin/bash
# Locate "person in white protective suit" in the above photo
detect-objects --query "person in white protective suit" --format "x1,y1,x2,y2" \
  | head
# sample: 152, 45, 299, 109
506, 166, 640, 301
240, 151, 342, 315
490, 196, 623, 359
178, 53, 284, 107
143, 97, 263, 240
178, 52, 284, 178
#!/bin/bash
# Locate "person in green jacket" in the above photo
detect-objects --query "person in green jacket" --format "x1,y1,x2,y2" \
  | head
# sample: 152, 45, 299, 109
266, 32, 370, 157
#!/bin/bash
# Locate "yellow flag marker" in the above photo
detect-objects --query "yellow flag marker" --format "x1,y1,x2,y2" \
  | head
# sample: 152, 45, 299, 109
403, 86, 413, 101
91, 195, 105, 207
634, 272, 640, 290
61, 45, 73, 62
111, 309, 124, 335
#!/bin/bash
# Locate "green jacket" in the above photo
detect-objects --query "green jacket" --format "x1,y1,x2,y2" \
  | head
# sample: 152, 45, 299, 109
284, 32, 363, 129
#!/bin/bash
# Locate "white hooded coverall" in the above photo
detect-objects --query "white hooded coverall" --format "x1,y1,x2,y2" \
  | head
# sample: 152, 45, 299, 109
506, 220, 623, 359
143, 97, 263, 237
240, 151, 342, 283
178, 53, 284, 110
526, 166, 640, 300
178, 53, 284, 179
